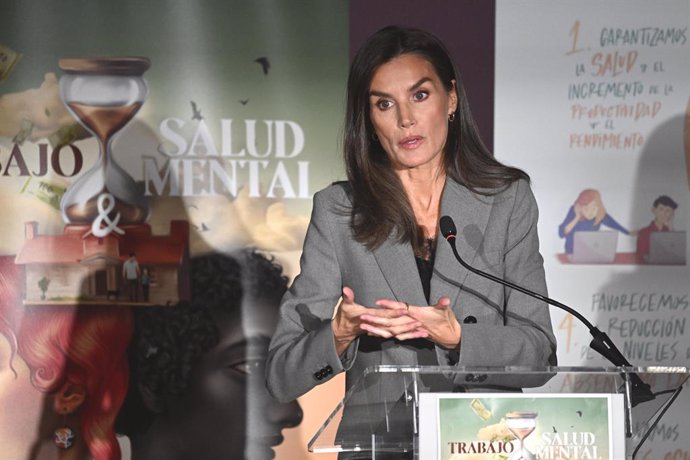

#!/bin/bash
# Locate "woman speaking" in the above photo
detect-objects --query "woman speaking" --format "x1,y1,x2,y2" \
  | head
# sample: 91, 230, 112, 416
266, 25, 556, 417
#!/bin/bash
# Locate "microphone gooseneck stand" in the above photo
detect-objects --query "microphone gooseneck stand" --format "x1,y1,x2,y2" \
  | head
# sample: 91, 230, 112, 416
439, 215, 690, 457
439, 215, 655, 407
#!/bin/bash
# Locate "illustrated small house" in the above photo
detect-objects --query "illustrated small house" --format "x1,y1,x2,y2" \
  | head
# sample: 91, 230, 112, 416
15, 221, 190, 306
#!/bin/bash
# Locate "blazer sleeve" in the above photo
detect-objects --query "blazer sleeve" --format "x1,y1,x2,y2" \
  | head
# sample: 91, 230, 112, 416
454, 180, 558, 369
265, 187, 358, 403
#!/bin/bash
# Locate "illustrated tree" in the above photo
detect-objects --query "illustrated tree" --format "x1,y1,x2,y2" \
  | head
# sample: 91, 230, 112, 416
38, 276, 50, 300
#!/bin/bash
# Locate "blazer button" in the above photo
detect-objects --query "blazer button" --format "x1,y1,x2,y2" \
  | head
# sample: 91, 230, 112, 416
314, 371, 323, 381
325, 365, 333, 374
465, 373, 475, 382
463, 316, 477, 324
477, 374, 487, 382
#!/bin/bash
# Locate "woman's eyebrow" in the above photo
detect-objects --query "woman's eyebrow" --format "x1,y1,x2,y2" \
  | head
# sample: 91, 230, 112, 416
369, 77, 433, 98
219, 335, 272, 353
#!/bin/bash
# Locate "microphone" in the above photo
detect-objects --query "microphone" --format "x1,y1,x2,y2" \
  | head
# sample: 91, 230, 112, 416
439, 215, 654, 406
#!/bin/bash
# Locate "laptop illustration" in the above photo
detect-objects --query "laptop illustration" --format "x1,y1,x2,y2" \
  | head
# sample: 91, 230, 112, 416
569, 231, 618, 264
647, 231, 686, 265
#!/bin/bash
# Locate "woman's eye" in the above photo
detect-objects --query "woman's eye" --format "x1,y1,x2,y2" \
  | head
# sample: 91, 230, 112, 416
376, 99, 393, 110
229, 359, 264, 376
413, 91, 429, 102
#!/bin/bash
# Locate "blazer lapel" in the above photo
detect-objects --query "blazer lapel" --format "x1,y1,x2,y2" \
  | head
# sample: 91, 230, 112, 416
373, 238, 428, 307
372, 179, 494, 308
431, 179, 494, 304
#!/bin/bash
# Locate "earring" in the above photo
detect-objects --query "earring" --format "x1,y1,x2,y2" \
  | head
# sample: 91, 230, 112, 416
448, 112, 456, 122
54, 423, 75, 449
54, 408, 75, 449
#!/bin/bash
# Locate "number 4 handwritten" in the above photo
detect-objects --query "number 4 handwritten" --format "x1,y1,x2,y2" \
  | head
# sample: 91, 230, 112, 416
558, 313, 575, 352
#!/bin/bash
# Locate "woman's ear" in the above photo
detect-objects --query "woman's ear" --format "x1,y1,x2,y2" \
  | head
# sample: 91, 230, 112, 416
449, 80, 458, 115
138, 382, 165, 413
53, 382, 86, 415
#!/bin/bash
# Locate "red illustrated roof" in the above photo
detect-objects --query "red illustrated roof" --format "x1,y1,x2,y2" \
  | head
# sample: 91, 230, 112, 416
15, 221, 189, 266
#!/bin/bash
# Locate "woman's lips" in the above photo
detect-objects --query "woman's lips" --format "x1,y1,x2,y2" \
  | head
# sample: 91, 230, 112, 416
399, 135, 423, 148
250, 433, 285, 447
268, 434, 284, 447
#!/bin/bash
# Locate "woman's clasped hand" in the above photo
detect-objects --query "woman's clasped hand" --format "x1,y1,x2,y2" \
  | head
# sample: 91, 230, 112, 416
332, 287, 461, 354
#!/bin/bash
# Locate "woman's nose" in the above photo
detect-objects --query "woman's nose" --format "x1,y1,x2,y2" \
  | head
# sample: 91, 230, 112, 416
397, 103, 416, 128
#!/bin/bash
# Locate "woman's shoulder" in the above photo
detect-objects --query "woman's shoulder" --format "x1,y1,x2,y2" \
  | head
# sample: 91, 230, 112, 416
449, 176, 533, 202
502, 177, 531, 194
308, 182, 352, 230
313, 180, 353, 205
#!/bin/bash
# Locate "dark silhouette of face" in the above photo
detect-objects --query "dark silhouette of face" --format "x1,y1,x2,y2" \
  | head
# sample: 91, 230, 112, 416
126, 252, 302, 460
162, 306, 301, 460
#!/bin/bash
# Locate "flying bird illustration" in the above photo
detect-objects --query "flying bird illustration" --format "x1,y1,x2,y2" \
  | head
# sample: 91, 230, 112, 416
190, 101, 203, 120
191, 221, 210, 232
239, 98, 249, 105
254, 57, 270, 75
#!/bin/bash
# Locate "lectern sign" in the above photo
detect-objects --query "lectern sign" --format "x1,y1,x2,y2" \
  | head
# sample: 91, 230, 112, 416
418, 393, 625, 459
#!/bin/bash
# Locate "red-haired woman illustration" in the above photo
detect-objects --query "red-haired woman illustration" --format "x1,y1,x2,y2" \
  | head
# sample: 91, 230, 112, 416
558, 188, 631, 254
1, 265, 133, 460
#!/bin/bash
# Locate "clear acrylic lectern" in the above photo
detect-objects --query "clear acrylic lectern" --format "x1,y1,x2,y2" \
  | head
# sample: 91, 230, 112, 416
309, 365, 688, 459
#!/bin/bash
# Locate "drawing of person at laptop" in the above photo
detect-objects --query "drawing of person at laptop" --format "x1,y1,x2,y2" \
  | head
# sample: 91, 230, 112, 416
635, 195, 678, 262
558, 188, 633, 254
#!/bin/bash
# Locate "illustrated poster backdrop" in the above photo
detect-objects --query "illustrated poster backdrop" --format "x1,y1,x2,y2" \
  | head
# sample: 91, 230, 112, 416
0, 1, 347, 459
496, 0, 690, 458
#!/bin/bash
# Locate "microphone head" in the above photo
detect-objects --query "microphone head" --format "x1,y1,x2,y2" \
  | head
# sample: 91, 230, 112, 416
440, 215, 457, 240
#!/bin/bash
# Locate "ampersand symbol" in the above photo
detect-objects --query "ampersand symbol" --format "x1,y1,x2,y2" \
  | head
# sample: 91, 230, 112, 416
91, 193, 125, 237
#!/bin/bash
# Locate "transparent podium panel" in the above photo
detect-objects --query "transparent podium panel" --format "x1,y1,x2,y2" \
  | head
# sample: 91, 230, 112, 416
308, 365, 688, 459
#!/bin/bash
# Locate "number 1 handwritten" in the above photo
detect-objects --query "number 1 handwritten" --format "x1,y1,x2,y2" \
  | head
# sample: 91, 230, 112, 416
566, 20, 585, 55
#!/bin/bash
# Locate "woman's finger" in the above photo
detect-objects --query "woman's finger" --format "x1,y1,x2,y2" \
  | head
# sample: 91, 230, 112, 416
375, 298, 410, 311
395, 329, 430, 341
342, 286, 356, 305
432, 297, 451, 310
385, 321, 423, 336
360, 314, 416, 327
359, 323, 393, 339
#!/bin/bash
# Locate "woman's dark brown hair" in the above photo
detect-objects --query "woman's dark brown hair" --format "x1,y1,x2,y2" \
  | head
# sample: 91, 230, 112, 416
344, 26, 528, 250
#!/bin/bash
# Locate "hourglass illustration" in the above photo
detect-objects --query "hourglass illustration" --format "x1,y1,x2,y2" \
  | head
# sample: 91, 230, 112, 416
58, 57, 151, 236
505, 411, 538, 460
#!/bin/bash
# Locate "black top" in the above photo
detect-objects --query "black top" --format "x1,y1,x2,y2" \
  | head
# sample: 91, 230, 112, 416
414, 238, 436, 304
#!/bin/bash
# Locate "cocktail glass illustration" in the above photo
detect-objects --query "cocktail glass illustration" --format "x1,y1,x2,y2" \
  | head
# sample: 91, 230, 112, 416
58, 57, 150, 231
505, 411, 538, 460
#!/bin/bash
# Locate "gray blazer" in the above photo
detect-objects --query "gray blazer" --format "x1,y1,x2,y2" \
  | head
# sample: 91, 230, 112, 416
266, 178, 557, 404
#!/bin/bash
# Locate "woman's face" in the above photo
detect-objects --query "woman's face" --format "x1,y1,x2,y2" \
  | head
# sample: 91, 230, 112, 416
581, 201, 599, 220
0, 334, 46, 459
368, 53, 457, 173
